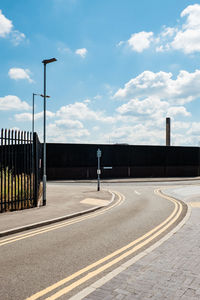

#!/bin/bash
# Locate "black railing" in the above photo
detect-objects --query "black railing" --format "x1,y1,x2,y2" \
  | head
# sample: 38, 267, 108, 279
0, 129, 42, 213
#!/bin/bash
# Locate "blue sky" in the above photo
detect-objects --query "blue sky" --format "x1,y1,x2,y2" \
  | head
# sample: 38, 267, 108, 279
1, 0, 200, 145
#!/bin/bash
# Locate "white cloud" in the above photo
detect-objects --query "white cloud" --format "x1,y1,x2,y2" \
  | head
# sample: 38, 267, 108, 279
15, 111, 55, 122
8, 68, 33, 83
160, 4, 200, 54
167, 106, 191, 117
75, 48, 88, 58
118, 31, 154, 52
56, 101, 115, 123
118, 4, 200, 55
0, 10, 25, 45
127, 31, 154, 52
0, 95, 30, 111
10, 30, 26, 46
47, 123, 90, 143
116, 97, 168, 116
113, 69, 200, 105
104, 124, 164, 145
161, 27, 177, 38
186, 122, 200, 136
55, 119, 83, 129
181, 4, 200, 30
0, 9, 13, 37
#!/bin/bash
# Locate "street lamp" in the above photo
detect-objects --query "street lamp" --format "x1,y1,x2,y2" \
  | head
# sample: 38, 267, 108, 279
32, 93, 40, 135
32, 93, 50, 136
42, 58, 57, 206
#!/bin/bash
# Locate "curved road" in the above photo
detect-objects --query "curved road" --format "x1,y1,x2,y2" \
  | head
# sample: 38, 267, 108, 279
0, 180, 190, 299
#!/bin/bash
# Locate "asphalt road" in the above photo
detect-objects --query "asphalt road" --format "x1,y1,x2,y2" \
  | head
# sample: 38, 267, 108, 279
0, 181, 189, 300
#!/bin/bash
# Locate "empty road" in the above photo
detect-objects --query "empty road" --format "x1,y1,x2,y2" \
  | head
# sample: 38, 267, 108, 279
0, 180, 189, 299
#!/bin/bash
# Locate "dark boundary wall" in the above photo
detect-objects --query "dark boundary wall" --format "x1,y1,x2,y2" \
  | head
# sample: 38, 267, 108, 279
46, 143, 200, 180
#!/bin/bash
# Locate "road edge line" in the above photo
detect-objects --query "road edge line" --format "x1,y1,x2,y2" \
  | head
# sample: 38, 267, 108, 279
0, 190, 115, 238
68, 194, 191, 300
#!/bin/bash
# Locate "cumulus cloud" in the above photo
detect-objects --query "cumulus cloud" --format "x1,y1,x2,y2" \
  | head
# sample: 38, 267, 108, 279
55, 119, 83, 129
0, 95, 30, 111
0, 10, 25, 45
0, 9, 13, 37
118, 4, 200, 55
167, 106, 191, 117
118, 31, 154, 52
75, 48, 87, 58
8, 68, 33, 83
158, 4, 200, 54
56, 101, 115, 123
15, 111, 55, 121
47, 123, 90, 143
104, 124, 165, 145
116, 97, 169, 116
127, 31, 154, 52
113, 69, 200, 105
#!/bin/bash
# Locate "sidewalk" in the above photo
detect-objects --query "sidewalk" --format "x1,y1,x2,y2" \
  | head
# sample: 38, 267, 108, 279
0, 184, 113, 237
73, 186, 200, 300
53, 176, 200, 184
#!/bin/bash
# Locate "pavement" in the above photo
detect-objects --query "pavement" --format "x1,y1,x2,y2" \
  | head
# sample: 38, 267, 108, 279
53, 176, 200, 183
1, 179, 200, 299
0, 183, 113, 237
76, 185, 200, 300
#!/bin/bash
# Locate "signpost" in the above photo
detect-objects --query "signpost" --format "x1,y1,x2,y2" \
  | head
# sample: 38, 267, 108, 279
97, 148, 101, 191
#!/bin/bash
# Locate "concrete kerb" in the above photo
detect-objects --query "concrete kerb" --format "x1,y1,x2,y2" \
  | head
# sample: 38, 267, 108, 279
0, 190, 116, 238
51, 176, 200, 184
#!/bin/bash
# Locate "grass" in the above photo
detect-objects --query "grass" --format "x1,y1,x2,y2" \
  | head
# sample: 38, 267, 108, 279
0, 168, 36, 211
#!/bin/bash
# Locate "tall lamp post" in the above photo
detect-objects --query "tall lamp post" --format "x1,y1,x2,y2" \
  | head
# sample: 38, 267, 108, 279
42, 58, 57, 206
32, 93, 50, 137
32, 93, 40, 135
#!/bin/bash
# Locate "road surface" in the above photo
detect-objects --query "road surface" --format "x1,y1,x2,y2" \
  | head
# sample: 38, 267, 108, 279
0, 180, 190, 299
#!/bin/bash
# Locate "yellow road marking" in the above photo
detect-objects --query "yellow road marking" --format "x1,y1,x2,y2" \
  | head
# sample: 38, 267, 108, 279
27, 189, 183, 300
0, 191, 123, 247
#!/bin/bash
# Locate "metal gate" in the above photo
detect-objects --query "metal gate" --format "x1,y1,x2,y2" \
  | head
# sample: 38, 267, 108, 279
0, 129, 42, 213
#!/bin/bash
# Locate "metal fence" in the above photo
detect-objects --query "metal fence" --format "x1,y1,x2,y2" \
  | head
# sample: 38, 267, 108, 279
0, 129, 42, 213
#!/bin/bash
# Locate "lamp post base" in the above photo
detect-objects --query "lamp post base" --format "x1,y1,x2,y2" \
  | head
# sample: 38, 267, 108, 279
43, 174, 47, 206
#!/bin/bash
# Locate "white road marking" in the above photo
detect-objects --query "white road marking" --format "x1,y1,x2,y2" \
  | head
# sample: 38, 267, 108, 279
80, 198, 110, 206
134, 190, 141, 195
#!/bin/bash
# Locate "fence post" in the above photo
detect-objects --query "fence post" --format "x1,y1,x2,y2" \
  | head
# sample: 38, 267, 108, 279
33, 133, 39, 207
0, 129, 3, 212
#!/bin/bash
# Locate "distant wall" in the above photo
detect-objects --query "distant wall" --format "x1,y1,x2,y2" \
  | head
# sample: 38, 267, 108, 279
46, 143, 200, 180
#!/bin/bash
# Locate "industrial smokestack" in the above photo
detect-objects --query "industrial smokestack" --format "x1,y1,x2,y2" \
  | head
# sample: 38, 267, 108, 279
166, 117, 171, 146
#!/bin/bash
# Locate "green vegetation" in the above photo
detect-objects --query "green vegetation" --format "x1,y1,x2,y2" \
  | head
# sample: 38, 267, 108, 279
0, 168, 34, 211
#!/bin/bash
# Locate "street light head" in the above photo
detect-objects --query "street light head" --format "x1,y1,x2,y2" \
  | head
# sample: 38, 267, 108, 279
42, 58, 57, 64
40, 94, 50, 98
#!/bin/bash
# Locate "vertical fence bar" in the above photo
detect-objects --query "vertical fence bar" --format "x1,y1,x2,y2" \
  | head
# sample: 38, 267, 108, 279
0, 129, 3, 212
11, 130, 14, 210
20, 131, 23, 209
26, 132, 29, 208
14, 130, 19, 209
4, 129, 7, 210
27, 132, 30, 207
23, 132, 26, 208
8, 129, 11, 210
17, 131, 20, 209
29, 133, 32, 204
33, 133, 39, 207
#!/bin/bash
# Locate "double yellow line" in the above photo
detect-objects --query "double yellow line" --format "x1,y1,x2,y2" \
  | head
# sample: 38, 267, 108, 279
0, 191, 123, 247
26, 189, 184, 300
